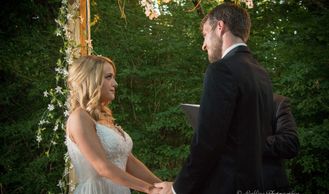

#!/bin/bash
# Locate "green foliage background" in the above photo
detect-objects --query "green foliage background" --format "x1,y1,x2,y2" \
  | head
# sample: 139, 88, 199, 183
0, 0, 328, 193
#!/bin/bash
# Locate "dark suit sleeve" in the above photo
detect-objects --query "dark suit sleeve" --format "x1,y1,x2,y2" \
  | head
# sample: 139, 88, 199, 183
264, 97, 299, 159
173, 63, 238, 193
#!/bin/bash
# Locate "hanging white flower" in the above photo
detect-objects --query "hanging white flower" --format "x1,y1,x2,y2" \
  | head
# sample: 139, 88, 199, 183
65, 30, 72, 40
53, 124, 59, 131
70, 185, 76, 192
139, 0, 161, 20
64, 152, 70, 163
65, 100, 70, 109
55, 19, 63, 26
55, 67, 62, 73
51, 140, 57, 145
67, 57, 74, 65
55, 28, 62, 36
55, 86, 63, 94
39, 119, 46, 126
48, 104, 55, 111
43, 91, 49, 97
62, 68, 68, 76
72, 1, 80, 10
57, 180, 65, 189
66, 13, 73, 20
64, 110, 70, 117
64, 167, 69, 176
36, 135, 42, 143
240, 0, 254, 8
65, 47, 72, 56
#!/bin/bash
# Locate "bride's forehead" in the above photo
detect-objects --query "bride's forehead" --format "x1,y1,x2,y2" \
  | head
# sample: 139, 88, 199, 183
103, 62, 114, 72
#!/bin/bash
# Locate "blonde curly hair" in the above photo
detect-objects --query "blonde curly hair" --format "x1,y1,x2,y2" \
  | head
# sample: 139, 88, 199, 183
67, 55, 116, 124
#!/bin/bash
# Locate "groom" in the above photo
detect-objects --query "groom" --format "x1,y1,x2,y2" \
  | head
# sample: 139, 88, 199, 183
155, 3, 273, 194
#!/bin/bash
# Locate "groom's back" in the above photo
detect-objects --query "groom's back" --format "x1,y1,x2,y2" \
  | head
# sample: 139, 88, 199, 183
203, 46, 273, 193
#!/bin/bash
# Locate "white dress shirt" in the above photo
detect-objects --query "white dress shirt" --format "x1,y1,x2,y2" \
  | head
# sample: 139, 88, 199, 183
222, 43, 247, 58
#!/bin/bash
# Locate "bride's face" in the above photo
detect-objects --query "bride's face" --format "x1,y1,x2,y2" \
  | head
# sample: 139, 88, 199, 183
100, 62, 118, 104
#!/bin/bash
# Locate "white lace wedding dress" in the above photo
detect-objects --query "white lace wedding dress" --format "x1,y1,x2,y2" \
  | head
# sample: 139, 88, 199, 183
66, 123, 133, 194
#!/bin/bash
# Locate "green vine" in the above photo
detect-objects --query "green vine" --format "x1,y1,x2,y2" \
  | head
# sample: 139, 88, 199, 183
36, 0, 80, 192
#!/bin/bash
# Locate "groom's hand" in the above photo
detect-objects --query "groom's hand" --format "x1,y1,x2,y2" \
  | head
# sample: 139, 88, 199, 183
154, 182, 173, 194
148, 185, 162, 194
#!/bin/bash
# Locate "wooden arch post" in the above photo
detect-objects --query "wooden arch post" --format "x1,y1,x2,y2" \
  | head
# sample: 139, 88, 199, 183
68, 0, 92, 57
78, 0, 91, 56
67, 0, 91, 192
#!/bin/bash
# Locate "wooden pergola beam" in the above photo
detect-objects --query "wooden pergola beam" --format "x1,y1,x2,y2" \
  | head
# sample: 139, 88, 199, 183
67, 0, 91, 192
68, 0, 91, 57
79, 0, 91, 55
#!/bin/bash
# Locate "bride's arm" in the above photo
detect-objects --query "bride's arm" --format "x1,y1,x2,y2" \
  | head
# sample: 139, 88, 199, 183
126, 153, 162, 184
67, 109, 157, 193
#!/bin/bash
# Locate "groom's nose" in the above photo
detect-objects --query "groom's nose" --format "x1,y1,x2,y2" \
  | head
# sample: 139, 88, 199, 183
202, 42, 207, 51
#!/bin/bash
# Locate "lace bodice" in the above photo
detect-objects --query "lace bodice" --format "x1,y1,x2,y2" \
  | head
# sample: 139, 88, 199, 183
66, 123, 133, 194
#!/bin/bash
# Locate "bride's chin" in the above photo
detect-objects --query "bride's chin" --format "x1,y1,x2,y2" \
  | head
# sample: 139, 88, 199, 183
101, 100, 110, 106
100, 96, 115, 105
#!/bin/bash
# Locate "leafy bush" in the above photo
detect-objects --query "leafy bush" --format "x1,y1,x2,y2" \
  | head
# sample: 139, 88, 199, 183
0, 0, 63, 193
248, 1, 329, 193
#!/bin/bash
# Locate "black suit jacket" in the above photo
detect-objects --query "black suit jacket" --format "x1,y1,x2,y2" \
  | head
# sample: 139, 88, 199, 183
173, 46, 273, 194
263, 94, 299, 191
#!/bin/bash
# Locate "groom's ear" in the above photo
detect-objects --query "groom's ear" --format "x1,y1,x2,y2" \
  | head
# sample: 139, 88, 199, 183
215, 20, 226, 35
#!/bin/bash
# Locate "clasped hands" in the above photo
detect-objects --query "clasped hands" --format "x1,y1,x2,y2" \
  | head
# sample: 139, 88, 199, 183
149, 181, 174, 194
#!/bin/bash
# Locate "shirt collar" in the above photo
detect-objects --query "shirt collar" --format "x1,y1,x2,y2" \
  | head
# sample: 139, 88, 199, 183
222, 43, 247, 58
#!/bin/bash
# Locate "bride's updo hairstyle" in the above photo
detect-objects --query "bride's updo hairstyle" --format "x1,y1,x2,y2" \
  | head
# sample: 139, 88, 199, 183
67, 55, 116, 123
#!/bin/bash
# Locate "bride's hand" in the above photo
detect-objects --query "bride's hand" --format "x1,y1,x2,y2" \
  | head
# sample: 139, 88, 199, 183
154, 182, 173, 194
148, 185, 162, 194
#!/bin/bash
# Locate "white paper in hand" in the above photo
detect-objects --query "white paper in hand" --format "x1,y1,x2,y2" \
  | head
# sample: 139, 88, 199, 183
180, 104, 200, 130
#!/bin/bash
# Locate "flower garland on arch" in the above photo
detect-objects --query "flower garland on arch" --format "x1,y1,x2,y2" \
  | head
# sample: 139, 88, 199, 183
138, 0, 253, 20
37, 0, 80, 192
139, 0, 176, 20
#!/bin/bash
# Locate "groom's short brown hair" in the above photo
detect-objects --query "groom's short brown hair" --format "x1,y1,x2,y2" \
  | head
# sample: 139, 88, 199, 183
201, 3, 251, 42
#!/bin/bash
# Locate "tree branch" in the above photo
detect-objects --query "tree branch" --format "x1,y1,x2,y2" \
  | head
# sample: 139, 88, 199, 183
191, 0, 205, 17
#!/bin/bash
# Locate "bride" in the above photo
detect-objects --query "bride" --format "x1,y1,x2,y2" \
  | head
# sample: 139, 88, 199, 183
65, 55, 162, 194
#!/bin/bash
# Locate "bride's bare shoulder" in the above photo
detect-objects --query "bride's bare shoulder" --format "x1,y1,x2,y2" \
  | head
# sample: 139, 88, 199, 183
67, 108, 95, 132
67, 107, 87, 121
